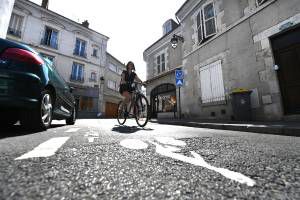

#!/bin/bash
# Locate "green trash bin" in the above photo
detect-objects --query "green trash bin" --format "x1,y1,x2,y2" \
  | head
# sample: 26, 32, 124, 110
230, 89, 252, 121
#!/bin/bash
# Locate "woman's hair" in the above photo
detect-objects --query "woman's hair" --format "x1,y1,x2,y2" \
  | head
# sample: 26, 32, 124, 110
126, 61, 135, 71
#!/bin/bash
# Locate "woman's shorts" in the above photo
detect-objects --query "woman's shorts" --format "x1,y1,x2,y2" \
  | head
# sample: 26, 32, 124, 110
119, 83, 133, 94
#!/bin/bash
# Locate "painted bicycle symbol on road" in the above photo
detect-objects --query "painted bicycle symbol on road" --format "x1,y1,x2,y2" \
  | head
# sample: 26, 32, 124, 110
120, 137, 256, 187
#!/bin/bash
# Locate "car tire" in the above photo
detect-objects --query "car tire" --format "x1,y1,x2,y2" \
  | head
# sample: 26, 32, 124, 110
66, 107, 76, 125
21, 90, 53, 131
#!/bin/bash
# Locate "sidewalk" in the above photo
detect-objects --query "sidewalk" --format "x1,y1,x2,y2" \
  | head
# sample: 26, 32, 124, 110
150, 118, 300, 136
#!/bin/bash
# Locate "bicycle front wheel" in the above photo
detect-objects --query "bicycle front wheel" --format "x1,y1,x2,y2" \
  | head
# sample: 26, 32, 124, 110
134, 95, 150, 127
117, 101, 127, 125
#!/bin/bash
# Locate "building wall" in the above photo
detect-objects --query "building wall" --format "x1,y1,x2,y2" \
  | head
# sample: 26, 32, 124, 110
7, 0, 109, 118
0, 0, 15, 38
179, 0, 300, 121
103, 53, 125, 117
144, 28, 183, 80
145, 0, 300, 121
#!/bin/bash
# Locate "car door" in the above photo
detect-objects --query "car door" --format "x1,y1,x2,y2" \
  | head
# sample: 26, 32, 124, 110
48, 63, 73, 117
53, 67, 74, 116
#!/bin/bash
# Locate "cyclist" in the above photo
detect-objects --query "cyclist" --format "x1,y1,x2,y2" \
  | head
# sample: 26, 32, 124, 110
119, 61, 143, 116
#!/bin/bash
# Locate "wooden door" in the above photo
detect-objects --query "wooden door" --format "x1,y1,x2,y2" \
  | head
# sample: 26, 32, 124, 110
105, 102, 118, 118
272, 27, 300, 115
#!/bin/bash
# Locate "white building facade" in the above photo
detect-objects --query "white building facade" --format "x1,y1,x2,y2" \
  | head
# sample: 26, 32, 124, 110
0, 0, 15, 38
7, 0, 109, 118
103, 53, 125, 118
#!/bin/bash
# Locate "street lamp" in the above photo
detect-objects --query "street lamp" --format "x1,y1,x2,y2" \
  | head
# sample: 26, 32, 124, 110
170, 34, 184, 49
100, 76, 105, 84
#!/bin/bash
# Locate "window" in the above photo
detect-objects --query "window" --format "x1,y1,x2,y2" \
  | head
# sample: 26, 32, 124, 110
92, 48, 98, 57
109, 63, 117, 73
41, 27, 58, 49
70, 62, 84, 82
117, 68, 123, 75
256, 0, 268, 6
196, 2, 217, 44
89, 72, 97, 82
8, 13, 23, 37
163, 20, 172, 35
199, 60, 225, 103
157, 55, 161, 74
74, 38, 87, 58
108, 80, 117, 91
161, 54, 166, 72
156, 53, 166, 74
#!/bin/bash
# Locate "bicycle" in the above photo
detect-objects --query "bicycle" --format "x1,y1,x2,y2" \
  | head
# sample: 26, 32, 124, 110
117, 82, 150, 127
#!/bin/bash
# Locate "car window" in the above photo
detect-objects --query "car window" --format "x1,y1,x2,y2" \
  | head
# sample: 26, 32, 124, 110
42, 57, 68, 89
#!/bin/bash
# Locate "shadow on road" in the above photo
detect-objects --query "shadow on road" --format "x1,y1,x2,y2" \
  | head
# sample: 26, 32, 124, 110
0, 123, 66, 139
112, 125, 154, 134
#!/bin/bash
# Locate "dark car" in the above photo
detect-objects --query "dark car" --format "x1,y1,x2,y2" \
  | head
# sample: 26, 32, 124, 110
0, 38, 76, 130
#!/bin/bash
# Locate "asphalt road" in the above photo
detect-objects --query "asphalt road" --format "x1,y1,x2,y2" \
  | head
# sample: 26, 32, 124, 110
0, 119, 299, 200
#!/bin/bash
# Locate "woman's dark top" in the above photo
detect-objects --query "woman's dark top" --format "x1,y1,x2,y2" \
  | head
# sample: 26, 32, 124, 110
119, 70, 136, 94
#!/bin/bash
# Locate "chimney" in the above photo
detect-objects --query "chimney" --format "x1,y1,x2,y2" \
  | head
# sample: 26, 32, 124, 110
41, 0, 49, 9
82, 20, 89, 28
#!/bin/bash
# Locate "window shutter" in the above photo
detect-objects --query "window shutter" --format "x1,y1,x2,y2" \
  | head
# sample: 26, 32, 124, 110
196, 12, 203, 44
200, 60, 225, 103
200, 66, 212, 103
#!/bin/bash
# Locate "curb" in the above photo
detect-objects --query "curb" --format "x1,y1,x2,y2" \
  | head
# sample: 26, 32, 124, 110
150, 120, 300, 136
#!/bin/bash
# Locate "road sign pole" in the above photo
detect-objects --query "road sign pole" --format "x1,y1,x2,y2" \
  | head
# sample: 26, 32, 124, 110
178, 86, 181, 119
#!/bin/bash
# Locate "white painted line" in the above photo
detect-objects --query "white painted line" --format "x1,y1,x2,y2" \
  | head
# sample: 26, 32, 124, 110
85, 130, 99, 143
151, 141, 256, 187
65, 128, 80, 133
155, 137, 187, 146
119, 138, 256, 187
120, 139, 149, 150
88, 137, 96, 143
15, 137, 70, 160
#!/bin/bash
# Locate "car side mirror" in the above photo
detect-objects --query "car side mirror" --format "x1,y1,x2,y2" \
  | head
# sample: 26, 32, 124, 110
69, 87, 74, 93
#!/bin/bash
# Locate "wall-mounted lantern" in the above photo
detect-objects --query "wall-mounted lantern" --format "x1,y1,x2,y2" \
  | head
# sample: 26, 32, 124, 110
170, 34, 184, 49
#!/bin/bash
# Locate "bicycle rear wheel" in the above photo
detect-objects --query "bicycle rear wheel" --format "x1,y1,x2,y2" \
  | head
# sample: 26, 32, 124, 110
134, 95, 149, 127
117, 101, 127, 125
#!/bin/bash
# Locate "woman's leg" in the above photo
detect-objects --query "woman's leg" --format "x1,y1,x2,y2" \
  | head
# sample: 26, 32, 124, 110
122, 91, 132, 112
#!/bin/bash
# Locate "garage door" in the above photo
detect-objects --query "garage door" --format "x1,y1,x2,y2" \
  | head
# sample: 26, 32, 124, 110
105, 102, 119, 118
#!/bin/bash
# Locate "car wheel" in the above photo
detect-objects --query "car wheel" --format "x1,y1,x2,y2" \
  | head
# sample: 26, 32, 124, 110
21, 90, 53, 131
66, 107, 76, 125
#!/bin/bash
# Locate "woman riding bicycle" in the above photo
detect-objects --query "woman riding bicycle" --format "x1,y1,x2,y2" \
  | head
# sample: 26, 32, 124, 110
119, 61, 143, 116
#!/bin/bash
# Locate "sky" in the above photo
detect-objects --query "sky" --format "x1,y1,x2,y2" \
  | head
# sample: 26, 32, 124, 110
30, 0, 186, 81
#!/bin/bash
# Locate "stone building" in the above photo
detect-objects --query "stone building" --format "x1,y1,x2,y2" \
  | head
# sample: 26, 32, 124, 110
103, 53, 125, 118
144, 0, 300, 121
6, 0, 109, 118
0, 0, 15, 38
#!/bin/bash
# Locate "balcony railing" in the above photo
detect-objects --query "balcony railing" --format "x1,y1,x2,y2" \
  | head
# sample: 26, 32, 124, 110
70, 75, 84, 83
7, 27, 21, 38
40, 38, 58, 49
73, 50, 87, 58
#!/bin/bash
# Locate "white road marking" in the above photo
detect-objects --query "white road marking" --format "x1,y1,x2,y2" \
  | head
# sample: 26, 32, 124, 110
155, 137, 187, 146
120, 139, 149, 150
152, 142, 256, 187
15, 137, 70, 160
65, 128, 80, 133
120, 138, 256, 187
84, 131, 99, 143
